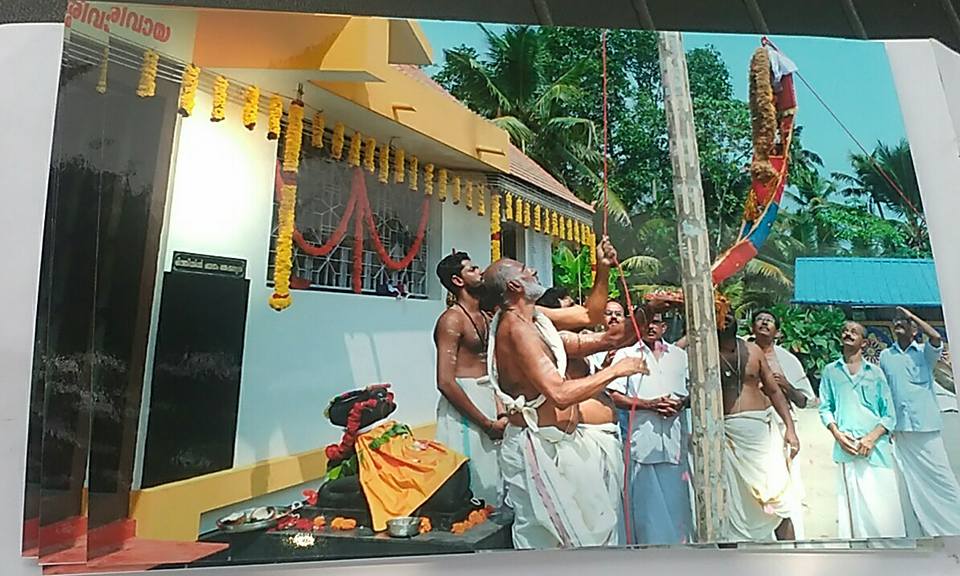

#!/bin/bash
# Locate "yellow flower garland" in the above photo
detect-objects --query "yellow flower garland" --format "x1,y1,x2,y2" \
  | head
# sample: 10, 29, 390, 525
408, 156, 419, 191
96, 46, 109, 95
437, 169, 448, 202
136, 49, 159, 98
533, 205, 542, 232
573, 219, 581, 243
378, 143, 390, 183
331, 122, 345, 159
282, 99, 304, 173
179, 64, 201, 116
424, 164, 435, 196
210, 75, 229, 122
394, 148, 405, 183
588, 228, 597, 281
477, 183, 486, 216
523, 201, 531, 228
363, 138, 377, 173
490, 194, 502, 262
242, 85, 259, 130
504, 192, 513, 220
514, 196, 523, 223
347, 131, 362, 167
267, 95, 283, 140
558, 215, 566, 239
567, 217, 575, 241
269, 182, 298, 311
311, 113, 325, 149
463, 180, 472, 209
452, 176, 461, 204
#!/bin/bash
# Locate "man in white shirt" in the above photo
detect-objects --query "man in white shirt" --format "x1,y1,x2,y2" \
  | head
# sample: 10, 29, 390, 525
602, 306, 693, 545
749, 309, 816, 540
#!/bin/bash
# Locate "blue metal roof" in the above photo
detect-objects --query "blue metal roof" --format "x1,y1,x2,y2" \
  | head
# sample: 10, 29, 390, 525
793, 257, 942, 307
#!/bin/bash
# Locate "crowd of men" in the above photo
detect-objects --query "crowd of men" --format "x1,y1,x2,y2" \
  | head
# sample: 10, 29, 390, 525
431, 239, 960, 548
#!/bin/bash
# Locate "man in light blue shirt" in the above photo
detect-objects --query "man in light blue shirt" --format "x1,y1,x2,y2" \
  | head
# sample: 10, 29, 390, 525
880, 307, 960, 536
819, 321, 904, 538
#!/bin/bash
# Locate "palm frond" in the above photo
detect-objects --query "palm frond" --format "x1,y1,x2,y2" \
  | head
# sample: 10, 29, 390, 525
619, 255, 661, 277
492, 116, 535, 148
443, 49, 512, 115
744, 259, 793, 289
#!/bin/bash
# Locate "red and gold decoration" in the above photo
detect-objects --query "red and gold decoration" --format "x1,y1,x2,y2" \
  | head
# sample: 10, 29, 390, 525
437, 168, 448, 202
95, 46, 109, 95
331, 122, 345, 159
136, 49, 159, 98
408, 156, 419, 191
490, 193, 502, 262
311, 112, 325, 149
267, 94, 283, 140
378, 143, 390, 183
423, 163, 435, 196
711, 40, 798, 285
393, 148, 405, 184
347, 131, 362, 167
210, 75, 229, 122
241, 84, 259, 130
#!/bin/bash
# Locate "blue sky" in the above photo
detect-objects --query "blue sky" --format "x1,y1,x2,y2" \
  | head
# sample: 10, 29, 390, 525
418, 20, 907, 184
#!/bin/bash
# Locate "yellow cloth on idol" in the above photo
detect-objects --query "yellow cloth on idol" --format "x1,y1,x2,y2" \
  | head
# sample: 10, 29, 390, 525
356, 421, 468, 531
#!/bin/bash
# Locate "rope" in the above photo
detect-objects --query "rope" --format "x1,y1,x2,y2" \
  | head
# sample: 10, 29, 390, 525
600, 28, 646, 547
761, 37, 923, 220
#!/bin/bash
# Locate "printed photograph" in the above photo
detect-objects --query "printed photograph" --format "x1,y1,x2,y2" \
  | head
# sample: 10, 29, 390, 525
20, 2, 959, 573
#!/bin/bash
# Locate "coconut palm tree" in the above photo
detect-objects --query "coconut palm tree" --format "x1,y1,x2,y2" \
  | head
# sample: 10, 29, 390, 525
434, 26, 601, 201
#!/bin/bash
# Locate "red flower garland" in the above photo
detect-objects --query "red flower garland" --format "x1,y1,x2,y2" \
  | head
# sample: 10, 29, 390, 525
324, 388, 396, 462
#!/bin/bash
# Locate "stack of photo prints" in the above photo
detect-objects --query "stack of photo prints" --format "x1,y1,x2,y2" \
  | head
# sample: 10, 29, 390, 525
20, 1, 960, 573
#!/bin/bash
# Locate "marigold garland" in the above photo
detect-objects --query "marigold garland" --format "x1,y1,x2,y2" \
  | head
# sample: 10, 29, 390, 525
566, 217, 574, 241
331, 122, 346, 159
514, 196, 523, 223
269, 182, 298, 311
533, 205, 542, 232
408, 156, 419, 191
551, 210, 559, 237
522, 201, 531, 228
504, 192, 514, 220
749, 47, 778, 185
282, 99, 305, 173
210, 75, 229, 122
573, 219, 581, 243
589, 228, 597, 280
267, 95, 283, 140
179, 64, 202, 116
463, 180, 472, 209
394, 148, 405, 184
490, 194, 502, 262
96, 46, 109, 95
558, 214, 565, 239
362, 137, 377, 173
311, 112, 325, 149
423, 164, 435, 196
477, 183, 485, 216
437, 169, 448, 202
347, 131, 362, 167
242, 84, 259, 130
452, 176, 461, 206
378, 143, 390, 183
136, 49, 159, 98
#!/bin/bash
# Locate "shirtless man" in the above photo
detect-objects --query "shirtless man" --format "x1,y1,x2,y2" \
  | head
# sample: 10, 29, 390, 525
434, 241, 626, 509
484, 258, 647, 549
717, 312, 800, 542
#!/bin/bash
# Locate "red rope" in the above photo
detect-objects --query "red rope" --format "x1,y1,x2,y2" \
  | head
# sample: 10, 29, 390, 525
601, 28, 646, 547
761, 37, 923, 220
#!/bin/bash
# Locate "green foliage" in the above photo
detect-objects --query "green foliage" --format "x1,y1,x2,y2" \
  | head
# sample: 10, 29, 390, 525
551, 244, 620, 300
769, 304, 846, 379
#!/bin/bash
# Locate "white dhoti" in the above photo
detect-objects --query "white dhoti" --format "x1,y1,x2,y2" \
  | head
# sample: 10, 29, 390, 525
500, 424, 617, 549
579, 423, 625, 545
838, 459, 905, 539
628, 460, 693, 545
775, 417, 807, 540
435, 376, 501, 506
893, 431, 960, 536
722, 408, 795, 542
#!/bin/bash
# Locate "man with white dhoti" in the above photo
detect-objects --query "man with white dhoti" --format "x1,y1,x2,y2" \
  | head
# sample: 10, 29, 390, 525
819, 321, 904, 539
717, 312, 800, 542
881, 307, 960, 537
749, 310, 816, 540
482, 257, 647, 549
605, 307, 692, 545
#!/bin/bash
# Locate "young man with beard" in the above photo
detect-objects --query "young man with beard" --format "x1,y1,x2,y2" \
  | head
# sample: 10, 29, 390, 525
717, 312, 800, 542
819, 321, 903, 538
483, 258, 647, 549
749, 309, 816, 539
880, 307, 960, 536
